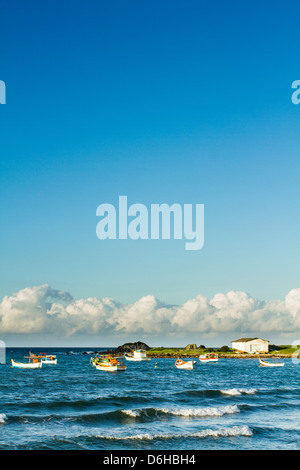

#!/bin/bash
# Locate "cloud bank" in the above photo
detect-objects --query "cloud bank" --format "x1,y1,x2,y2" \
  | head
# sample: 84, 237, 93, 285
0, 285, 299, 343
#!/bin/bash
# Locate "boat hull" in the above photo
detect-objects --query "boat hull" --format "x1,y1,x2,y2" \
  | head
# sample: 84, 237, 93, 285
91, 357, 127, 372
175, 360, 196, 370
41, 359, 57, 365
259, 358, 284, 367
124, 355, 151, 361
11, 359, 42, 369
94, 364, 127, 372
199, 358, 218, 363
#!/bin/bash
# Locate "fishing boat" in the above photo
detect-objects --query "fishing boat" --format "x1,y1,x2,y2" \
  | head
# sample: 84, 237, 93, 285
41, 355, 57, 365
91, 355, 127, 372
175, 358, 196, 370
124, 349, 151, 361
11, 357, 42, 369
29, 351, 47, 359
199, 353, 218, 363
259, 358, 284, 367
29, 351, 57, 365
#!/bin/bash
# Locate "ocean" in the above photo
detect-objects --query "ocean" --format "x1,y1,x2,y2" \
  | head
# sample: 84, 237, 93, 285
0, 348, 299, 450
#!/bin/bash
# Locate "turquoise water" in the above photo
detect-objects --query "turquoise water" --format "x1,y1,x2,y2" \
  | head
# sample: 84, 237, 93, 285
0, 348, 299, 450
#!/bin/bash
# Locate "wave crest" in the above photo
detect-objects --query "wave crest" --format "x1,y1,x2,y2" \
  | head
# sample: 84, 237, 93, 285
120, 404, 240, 418
220, 388, 257, 396
100, 425, 253, 440
157, 404, 240, 417
0, 414, 7, 424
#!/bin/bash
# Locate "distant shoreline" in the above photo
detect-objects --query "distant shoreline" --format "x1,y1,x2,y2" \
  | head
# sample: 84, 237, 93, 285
5, 345, 296, 359
147, 353, 293, 358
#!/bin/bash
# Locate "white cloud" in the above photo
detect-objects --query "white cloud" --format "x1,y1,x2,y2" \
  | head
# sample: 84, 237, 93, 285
0, 284, 299, 340
0, 285, 72, 334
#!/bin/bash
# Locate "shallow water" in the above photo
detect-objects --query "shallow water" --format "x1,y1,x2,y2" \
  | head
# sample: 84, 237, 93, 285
0, 348, 299, 450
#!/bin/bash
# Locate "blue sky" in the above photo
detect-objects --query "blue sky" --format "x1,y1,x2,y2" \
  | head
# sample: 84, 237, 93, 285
0, 1, 299, 345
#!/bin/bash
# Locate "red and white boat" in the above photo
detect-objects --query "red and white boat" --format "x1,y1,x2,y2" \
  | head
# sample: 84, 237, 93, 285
199, 353, 218, 363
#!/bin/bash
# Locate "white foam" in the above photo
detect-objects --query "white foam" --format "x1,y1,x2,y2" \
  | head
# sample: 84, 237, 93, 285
191, 425, 253, 438
157, 404, 240, 417
0, 413, 7, 424
220, 388, 257, 396
121, 405, 240, 418
121, 409, 141, 417
101, 425, 252, 440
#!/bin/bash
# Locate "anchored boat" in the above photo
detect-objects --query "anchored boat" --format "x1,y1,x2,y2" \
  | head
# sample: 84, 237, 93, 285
11, 357, 42, 369
259, 358, 284, 367
29, 351, 57, 365
91, 355, 127, 372
175, 358, 196, 370
199, 353, 218, 363
41, 355, 57, 365
124, 349, 151, 361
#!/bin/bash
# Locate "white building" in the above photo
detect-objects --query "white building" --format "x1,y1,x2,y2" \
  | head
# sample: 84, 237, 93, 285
231, 337, 269, 353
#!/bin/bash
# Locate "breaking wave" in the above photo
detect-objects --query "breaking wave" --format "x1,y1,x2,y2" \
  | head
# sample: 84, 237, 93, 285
99, 425, 253, 440
153, 404, 240, 417
121, 404, 240, 418
220, 388, 257, 396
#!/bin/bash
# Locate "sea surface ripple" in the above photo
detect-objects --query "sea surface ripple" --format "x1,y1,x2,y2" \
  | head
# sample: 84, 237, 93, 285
0, 348, 299, 450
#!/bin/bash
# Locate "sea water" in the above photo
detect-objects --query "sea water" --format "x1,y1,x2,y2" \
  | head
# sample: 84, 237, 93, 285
0, 348, 299, 450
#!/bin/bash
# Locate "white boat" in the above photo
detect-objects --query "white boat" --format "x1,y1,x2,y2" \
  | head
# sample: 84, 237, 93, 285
259, 358, 284, 367
29, 351, 57, 365
175, 358, 196, 370
91, 356, 127, 372
199, 353, 218, 363
11, 358, 42, 369
41, 355, 57, 365
124, 349, 151, 361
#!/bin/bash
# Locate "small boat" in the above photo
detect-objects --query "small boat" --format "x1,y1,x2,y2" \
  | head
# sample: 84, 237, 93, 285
199, 353, 218, 363
259, 358, 284, 367
124, 350, 151, 361
11, 358, 42, 369
41, 355, 57, 365
29, 351, 57, 365
175, 358, 196, 370
91, 355, 127, 372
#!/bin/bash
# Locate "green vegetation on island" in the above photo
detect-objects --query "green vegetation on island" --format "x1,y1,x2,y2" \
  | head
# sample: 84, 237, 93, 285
147, 344, 297, 358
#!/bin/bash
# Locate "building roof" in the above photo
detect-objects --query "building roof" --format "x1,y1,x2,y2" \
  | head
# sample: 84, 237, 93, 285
232, 337, 269, 343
